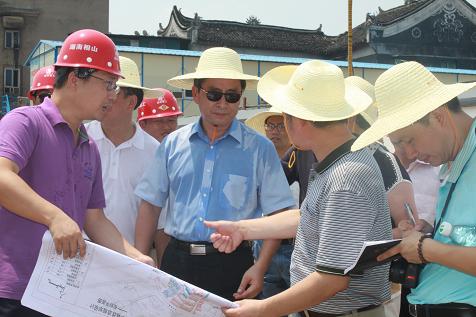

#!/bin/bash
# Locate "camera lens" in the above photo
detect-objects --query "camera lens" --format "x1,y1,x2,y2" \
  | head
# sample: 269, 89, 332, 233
389, 258, 407, 283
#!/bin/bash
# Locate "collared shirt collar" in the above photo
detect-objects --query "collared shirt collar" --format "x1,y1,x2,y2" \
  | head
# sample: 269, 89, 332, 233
41, 97, 67, 127
440, 119, 476, 184
314, 138, 355, 174
190, 118, 242, 144
41, 97, 89, 144
90, 121, 145, 150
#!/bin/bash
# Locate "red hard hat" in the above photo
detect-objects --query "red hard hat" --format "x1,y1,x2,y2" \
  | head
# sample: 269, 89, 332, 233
28, 65, 56, 100
54, 29, 122, 77
137, 88, 183, 122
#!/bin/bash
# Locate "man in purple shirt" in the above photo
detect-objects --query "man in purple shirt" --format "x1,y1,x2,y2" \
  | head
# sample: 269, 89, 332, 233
0, 29, 154, 317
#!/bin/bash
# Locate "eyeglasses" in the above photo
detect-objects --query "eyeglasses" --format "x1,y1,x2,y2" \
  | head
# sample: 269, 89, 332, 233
200, 88, 242, 103
264, 123, 286, 132
89, 74, 120, 94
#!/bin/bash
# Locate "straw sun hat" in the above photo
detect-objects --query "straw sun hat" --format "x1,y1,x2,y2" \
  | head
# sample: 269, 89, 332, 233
352, 61, 476, 151
345, 76, 378, 125
245, 107, 283, 135
345, 75, 395, 152
167, 47, 260, 90
117, 56, 161, 98
257, 60, 372, 122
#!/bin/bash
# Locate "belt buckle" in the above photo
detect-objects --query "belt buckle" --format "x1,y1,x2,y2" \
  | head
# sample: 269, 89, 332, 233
190, 244, 206, 255
409, 304, 418, 317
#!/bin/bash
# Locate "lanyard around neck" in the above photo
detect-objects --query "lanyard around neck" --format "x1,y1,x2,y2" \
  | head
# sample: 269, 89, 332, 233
433, 181, 457, 237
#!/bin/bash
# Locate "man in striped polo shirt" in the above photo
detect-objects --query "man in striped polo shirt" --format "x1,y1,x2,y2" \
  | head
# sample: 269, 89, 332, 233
206, 61, 394, 317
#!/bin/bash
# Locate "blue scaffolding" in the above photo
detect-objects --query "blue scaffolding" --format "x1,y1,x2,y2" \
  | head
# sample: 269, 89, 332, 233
1, 95, 11, 115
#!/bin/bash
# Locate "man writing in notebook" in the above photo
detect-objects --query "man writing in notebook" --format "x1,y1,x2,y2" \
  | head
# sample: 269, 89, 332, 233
355, 62, 476, 317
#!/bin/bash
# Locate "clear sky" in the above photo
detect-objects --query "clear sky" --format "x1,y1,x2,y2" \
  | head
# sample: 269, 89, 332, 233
110, 0, 476, 36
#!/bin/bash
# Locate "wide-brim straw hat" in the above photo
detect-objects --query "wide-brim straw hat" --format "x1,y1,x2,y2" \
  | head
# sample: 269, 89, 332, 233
167, 47, 260, 90
245, 107, 282, 135
352, 61, 476, 151
117, 56, 162, 98
257, 60, 372, 122
345, 76, 378, 125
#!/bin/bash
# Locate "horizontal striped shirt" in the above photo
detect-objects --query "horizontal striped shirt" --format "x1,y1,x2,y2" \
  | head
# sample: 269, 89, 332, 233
290, 139, 392, 314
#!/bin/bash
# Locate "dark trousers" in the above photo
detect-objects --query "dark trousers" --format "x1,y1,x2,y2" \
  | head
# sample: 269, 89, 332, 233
0, 298, 48, 317
160, 241, 254, 301
400, 286, 411, 317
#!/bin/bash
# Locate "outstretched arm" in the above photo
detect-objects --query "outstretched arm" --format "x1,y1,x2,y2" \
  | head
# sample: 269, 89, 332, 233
205, 209, 300, 253
223, 272, 349, 317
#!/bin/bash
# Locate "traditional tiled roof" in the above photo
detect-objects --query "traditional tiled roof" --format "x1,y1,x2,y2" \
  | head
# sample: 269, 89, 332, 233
159, 6, 337, 56
195, 22, 337, 56
158, 1, 476, 58
330, 0, 437, 58
372, 0, 432, 25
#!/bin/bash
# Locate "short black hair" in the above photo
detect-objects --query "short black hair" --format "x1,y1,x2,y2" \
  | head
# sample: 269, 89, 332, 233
416, 97, 462, 125
122, 87, 144, 109
193, 78, 246, 91
355, 114, 371, 131
54, 67, 95, 89
54, 67, 75, 89
447, 97, 462, 113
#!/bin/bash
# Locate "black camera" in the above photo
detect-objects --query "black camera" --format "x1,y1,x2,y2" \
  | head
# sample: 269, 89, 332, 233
389, 258, 421, 288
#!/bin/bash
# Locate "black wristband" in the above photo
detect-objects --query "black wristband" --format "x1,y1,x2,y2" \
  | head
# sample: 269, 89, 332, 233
418, 235, 430, 263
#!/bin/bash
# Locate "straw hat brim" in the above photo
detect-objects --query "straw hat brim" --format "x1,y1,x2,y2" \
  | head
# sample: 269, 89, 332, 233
245, 110, 283, 135
360, 111, 376, 125
117, 82, 163, 98
167, 70, 260, 90
352, 81, 476, 151
257, 65, 372, 121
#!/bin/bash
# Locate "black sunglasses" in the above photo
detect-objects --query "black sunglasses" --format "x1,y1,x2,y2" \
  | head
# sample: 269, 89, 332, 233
200, 88, 242, 103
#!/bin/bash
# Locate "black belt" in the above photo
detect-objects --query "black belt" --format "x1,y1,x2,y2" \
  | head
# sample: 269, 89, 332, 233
281, 238, 294, 245
303, 304, 380, 317
409, 303, 476, 317
169, 238, 250, 255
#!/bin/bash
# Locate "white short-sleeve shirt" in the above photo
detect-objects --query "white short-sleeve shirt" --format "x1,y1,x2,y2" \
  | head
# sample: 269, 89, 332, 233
86, 121, 159, 244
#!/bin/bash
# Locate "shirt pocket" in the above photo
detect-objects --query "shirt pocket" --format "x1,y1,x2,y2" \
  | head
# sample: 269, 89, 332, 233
219, 174, 248, 210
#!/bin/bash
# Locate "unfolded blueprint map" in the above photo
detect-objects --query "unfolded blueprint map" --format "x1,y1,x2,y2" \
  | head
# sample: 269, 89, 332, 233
22, 232, 237, 317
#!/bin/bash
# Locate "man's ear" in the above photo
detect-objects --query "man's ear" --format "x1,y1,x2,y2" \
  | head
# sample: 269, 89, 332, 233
138, 120, 146, 129
67, 71, 79, 89
431, 107, 447, 127
192, 86, 200, 104
128, 94, 138, 111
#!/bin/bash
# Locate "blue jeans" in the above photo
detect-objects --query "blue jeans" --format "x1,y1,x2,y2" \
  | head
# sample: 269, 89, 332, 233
253, 241, 293, 298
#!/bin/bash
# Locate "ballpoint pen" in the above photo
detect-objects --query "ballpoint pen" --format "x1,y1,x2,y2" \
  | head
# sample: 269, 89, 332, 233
404, 202, 416, 226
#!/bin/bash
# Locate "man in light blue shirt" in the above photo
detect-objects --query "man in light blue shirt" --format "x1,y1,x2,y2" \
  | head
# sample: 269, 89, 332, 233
353, 61, 476, 317
134, 47, 294, 301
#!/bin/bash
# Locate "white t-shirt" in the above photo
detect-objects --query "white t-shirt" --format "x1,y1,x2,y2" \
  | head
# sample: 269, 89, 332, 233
86, 121, 159, 244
